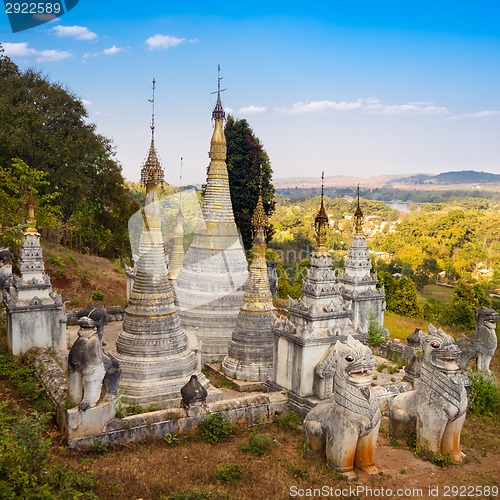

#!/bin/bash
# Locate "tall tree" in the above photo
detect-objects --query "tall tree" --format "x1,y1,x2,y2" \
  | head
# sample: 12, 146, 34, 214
0, 55, 135, 258
224, 115, 275, 249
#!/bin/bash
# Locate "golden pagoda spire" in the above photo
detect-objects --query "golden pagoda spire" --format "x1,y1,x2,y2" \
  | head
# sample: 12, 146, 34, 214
251, 165, 268, 240
209, 65, 227, 163
354, 185, 364, 234
314, 172, 328, 252
25, 189, 39, 236
140, 78, 164, 189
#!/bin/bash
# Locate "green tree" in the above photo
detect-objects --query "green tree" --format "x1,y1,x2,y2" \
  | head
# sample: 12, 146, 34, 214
0, 158, 60, 250
390, 276, 421, 318
224, 115, 275, 249
0, 60, 135, 258
444, 281, 491, 330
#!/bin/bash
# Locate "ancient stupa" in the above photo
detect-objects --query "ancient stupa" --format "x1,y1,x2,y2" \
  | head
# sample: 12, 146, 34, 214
338, 187, 385, 336
270, 173, 356, 412
112, 80, 208, 407
174, 67, 248, 363
222, 169, 275, 381
4, 192, 66, 356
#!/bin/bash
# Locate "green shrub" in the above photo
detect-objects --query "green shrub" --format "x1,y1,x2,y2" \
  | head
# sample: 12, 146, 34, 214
0, 402, 96, 498
214, 462, 243, 483
240, 432, 271, 456
287, 463, 309, 480
367, 311, 385, 347
124, 402, 145, 416
164, 433, 180, 446
90, 289, 105, 302
198, 412, 234, 444
468, 373, 500, 416
47, 254, 64, 266
274, 410, 301, 430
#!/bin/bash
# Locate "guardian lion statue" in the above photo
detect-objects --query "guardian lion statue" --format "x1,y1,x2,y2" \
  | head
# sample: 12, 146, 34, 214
304, 335, 381, 479
457, 307, 499, 376
68, 316, 121, 411
389, 325, 467, 461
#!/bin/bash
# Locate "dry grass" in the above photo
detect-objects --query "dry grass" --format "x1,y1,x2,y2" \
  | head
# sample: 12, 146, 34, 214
384, 311, 470, 341
41, 242, 127, 309
418, 284, 455, 305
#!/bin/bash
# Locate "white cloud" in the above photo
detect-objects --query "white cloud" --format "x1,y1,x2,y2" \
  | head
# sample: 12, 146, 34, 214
239, 105, 267, 114
102, 45, 123, 56
2, 42, 36, 57
81, 99, 92, 106
145, 34, 194, 50
466, 110, 500, 118
2, 42, 70, 62
280, 100, 363, 114
224, 107, 235, 114
51, 25, 97, 41
364, 98, 449, 115
36, 49, 71, 62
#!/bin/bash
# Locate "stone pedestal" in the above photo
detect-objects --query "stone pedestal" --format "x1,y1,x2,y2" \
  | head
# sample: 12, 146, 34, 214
4, 232, 66, 356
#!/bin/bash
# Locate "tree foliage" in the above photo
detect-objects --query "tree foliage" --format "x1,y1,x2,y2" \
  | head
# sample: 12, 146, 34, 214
0, 49, 136, 258
224, 115, 275, 249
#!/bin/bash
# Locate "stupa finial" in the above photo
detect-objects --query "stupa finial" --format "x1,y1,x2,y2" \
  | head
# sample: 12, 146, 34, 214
252, 165, 268, 232
314, 172, 328, 251
211, 64, 226, 121
354, 185, 364, 234
25, 189, 39, 235
141, 78, 164, 187
150, 77, 156, 137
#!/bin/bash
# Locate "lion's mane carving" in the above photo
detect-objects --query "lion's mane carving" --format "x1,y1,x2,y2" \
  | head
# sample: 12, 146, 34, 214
390, 325, 467, 461
304, 335, 381, 479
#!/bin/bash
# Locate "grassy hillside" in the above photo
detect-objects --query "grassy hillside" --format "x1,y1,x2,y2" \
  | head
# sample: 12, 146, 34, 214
41, 242, 127, 309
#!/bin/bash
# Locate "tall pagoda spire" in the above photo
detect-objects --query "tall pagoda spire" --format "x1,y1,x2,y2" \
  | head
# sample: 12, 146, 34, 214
113, 80, 207, 407
314, 172, 328, 253
174, 66, 248, 363
141, 78, 164, 189
222, 166, 275, 382
354, 185, 364, 234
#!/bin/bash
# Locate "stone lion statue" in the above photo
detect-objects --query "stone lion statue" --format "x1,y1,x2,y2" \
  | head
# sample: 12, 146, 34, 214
457, 306, 499, 376
389, 325, 467, 462
68, 316, 121, 411
304, 335, 381, 479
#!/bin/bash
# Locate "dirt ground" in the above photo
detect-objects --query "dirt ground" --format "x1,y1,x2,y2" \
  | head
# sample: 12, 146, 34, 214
49, 412, 499, 500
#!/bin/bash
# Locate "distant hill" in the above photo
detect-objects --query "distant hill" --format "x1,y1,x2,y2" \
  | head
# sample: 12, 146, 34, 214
399, 170, 500, 185
274, 174, 405, 189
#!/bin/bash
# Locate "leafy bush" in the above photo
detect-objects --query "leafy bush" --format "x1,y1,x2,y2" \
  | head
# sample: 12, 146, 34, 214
367, 311, 385, 347
287, 463, 309, 480
214, 462, 243, 483
160, 488, 230, 500
240, 432, 271, 456
90, 289, 105, 302
274, 410, 301, 430
198, 412, 234, 444
468, 373, 500, 416
0, 402, 96, 498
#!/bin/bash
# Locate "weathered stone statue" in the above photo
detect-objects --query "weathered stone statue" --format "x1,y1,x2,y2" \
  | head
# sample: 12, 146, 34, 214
304, 336, 381, 479
68, 316, 121, 411
389, 325, 467, 462
181, 374, 208, 409
0, 248, 13, 288
457, 307, 499, 376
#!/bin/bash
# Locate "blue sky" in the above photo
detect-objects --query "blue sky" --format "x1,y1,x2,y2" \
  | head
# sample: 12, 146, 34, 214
1, 1, 500, 185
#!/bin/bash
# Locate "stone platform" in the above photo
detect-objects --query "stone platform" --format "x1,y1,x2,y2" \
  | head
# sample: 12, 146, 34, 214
205, 363, 265, 392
